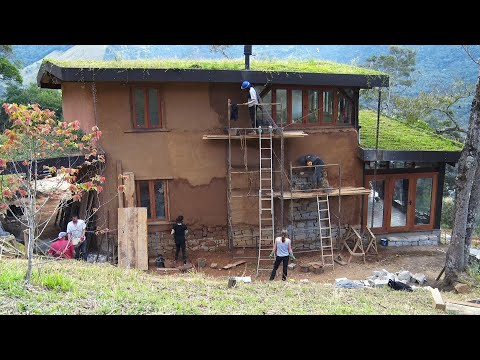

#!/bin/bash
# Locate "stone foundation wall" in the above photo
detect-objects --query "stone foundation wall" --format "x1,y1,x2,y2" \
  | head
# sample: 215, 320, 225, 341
383, 230, 440, 246
148, 226, 228, 257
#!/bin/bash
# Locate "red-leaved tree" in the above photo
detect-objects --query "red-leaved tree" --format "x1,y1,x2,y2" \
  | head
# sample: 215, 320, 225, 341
0, 103, 105, 281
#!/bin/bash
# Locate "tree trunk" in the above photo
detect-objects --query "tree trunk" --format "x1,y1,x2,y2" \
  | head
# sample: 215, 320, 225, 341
444, 73, 480, 286
24, 225, 34, 282
465, 158, 480, 262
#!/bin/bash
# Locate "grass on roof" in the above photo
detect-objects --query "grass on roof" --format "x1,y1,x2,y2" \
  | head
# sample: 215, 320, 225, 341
359, 110, 464, 152
43, 58, 386, 76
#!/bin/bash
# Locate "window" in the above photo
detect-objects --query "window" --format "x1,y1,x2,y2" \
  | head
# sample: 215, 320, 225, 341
269, 86, 355, 126
337, 91, 353, 124
131, 88, 163, 129
136, 180, 168, 221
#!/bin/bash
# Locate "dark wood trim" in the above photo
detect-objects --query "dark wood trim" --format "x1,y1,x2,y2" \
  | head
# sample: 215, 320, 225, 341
148, 181, 156, 219
165, 180, 170, 221
359, 148, 462, 163
259, 83, 272, 98
124, 128, 171, 133
130, 86, 163, 130
434, 163, 446, 230
365, 167, 441, 176
333, 90, 338, 125
287, 89, 292, 125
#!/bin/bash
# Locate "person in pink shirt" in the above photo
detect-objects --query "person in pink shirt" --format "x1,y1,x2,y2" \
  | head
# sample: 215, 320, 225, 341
48, 232, 75, 259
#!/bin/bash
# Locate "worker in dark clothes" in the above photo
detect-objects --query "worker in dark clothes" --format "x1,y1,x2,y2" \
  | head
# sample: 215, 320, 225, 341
298, 154, 325, 189
171, 215, 188, 265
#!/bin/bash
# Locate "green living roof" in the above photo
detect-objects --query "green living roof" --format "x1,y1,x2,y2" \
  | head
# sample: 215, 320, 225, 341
43, 58, 385, 76
359, 110, 464, 152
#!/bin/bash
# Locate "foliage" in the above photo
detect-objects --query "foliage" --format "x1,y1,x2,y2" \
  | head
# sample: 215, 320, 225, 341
359, 110, 464, 151
0, 83, 63, 130
361, 46, 417, 114
3, 258, 475, 315
441, 197, 455, 229
43, 58, 386, 76
0, 45, 22, 84
209, 45, 232, 58
0, 103, 105, 281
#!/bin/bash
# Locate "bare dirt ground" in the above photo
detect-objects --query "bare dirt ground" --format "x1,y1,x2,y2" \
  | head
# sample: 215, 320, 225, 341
147, 244, 448, 285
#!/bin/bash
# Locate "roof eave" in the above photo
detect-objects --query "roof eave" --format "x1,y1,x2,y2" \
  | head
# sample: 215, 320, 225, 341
358, 147, 462, 163
38, 63, 389, 89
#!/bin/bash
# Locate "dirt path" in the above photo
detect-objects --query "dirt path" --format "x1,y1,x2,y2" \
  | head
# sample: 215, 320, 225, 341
148, 245, 447, 285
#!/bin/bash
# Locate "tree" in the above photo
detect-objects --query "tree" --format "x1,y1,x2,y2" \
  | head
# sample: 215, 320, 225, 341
209, 45, 232, 58
1, 83, 63, 130
362, 45, 417, 114
444, 72, 480, 286
0, 103, 105, 282
0, 45, 22, 84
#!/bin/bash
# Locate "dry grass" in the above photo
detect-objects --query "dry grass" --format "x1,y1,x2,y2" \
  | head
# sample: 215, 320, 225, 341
1, 259, 478, 315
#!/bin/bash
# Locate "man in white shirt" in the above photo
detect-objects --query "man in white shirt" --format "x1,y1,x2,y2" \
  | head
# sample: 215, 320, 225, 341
240, 81, 260, 132
67, 214, 87, 261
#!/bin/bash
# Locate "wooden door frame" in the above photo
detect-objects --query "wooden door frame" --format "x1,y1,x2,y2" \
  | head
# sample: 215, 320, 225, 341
364, 172, 438, 234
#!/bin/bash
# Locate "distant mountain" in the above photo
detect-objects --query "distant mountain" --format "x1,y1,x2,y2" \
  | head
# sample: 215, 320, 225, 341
5, 45, 479, 125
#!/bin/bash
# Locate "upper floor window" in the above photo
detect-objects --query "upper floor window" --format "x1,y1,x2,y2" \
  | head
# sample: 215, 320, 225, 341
268, 86, 354, 126
131, 87, 163, 129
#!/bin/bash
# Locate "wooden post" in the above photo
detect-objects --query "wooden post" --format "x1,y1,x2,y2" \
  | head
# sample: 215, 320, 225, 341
123, 172, 136, 208
118, 207, 148, 270
117, 160, 124, 208
23, 229, 29, 257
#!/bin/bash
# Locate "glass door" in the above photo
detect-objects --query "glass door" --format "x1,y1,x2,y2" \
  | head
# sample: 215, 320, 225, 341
388, 177, 411, 232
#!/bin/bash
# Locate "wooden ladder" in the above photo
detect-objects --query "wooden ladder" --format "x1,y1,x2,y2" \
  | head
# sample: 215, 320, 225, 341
317, 195, 334, 269
257, 127, 275, 276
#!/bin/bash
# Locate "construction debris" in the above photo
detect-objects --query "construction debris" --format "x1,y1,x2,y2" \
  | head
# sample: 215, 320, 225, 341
446, 302, 480, 315
287, 263, 296, 270
197, 258, 207, 268
0, 235, 24, 258
210, 262, 218, 268
430, 287, 446, 311
454, 283, 470, 294
334, 255, 347, 266
300, 279, 310, 283
334, 268, 428, 290
222, 260, 246, 270
233, 276, 251, 283
299, 264, 310, 273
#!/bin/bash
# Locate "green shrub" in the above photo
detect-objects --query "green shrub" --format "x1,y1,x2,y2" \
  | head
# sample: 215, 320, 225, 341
441, 197, 455, 229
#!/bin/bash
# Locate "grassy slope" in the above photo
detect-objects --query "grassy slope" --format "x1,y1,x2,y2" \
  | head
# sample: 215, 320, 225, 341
2, 259, 474, 315
359, 110, 464, 152
43, 58, 385, 76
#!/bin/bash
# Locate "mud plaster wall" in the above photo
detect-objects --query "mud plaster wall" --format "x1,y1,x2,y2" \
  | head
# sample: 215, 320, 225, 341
61, 81, 364, 254
61, 83, 96, 132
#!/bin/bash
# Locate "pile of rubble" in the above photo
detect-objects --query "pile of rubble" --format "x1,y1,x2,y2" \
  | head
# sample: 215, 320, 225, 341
335, 269, 427, 289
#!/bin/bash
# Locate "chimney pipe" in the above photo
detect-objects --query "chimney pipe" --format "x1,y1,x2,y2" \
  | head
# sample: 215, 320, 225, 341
244, 45, 252, 70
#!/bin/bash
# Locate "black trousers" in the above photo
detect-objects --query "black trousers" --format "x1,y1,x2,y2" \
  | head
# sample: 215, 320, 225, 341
175, 238, 187, 263
75, 239, 88, 261
249, 106, 257, 128
270, 255, 289, 281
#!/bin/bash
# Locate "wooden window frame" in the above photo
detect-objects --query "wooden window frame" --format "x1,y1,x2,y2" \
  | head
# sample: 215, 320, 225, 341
269, 85, 353, 127
135, 179, 170, 222
364, 172, 438, 234
130, 87, 164, 129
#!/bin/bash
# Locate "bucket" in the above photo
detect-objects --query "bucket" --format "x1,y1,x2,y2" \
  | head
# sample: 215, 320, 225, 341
380, 238, 388, 246
156, 256, 165, 268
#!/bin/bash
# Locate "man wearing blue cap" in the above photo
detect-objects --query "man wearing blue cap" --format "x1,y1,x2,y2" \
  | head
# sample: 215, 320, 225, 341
240, 81, 260, 131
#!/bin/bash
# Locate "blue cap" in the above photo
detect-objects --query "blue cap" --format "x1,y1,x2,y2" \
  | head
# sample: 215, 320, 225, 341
241, 81, 250, 89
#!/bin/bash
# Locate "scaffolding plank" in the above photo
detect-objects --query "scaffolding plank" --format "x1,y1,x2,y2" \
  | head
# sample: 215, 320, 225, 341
202, 131, 308, 140
273, 187, 370, 199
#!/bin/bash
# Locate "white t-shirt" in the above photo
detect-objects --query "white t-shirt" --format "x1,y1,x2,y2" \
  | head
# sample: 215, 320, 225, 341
67, 220, 86, 242
275, 237, 291, 257
249, 87, 259, 107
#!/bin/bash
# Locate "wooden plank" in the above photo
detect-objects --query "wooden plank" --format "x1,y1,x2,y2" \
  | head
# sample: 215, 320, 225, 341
123, 172, 136, 208
447, 300, 480, 309
334, 257, 347, 266
156, 268, 180, 273
202, 131, 308, 140
136, 207, 148, 270
118, 208, 129, 268
117, 160, 124, 208
223, 260, 247, 270
430, 287, 446, 311
446, 302, 480, 315
272, 187, 370, 199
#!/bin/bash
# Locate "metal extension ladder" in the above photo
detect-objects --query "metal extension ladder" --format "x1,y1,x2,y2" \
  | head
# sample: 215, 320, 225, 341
317, 195, 334, 269
257, 126, 275, 276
